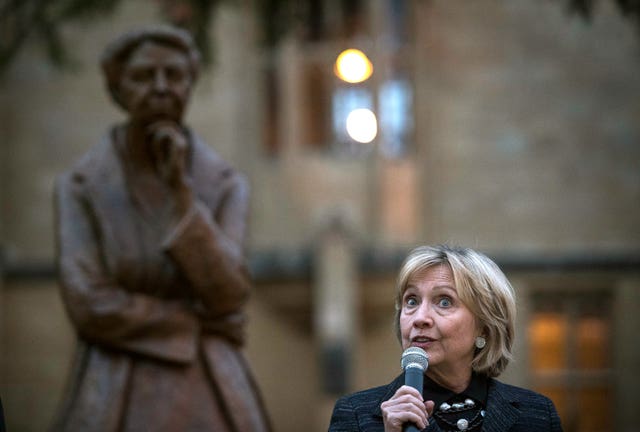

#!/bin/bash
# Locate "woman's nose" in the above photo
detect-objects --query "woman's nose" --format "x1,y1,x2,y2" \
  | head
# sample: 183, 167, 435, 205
413, 303, 434, 327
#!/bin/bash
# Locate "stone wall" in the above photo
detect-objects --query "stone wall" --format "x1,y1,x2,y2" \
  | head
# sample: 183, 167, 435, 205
413, 0, 640, 252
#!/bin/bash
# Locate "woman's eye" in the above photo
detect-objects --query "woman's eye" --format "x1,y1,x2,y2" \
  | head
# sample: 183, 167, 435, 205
438, 297, 452, 308
405, 297, 418, 307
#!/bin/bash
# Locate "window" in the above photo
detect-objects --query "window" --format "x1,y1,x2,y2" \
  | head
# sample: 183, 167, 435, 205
259, 0, 414, 158
529, 290, 613, 432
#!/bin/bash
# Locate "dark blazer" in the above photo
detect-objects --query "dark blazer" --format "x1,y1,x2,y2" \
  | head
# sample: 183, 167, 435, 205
0, 396, 6, 432
328, 374, 563, 432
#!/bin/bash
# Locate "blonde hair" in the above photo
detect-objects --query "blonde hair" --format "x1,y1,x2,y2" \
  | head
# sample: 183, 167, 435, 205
394, 245, 516, 377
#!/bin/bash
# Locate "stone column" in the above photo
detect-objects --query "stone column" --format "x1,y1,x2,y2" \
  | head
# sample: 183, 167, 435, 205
313, 215, 358, 431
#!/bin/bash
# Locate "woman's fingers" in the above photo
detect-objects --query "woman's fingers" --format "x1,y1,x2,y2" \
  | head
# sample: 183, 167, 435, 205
380, 386, 430, 432
425, 399, 435, 416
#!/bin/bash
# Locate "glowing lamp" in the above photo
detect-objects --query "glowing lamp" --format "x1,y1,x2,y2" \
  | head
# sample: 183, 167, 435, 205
346, 108, 377, 143
334, 49, 373, 84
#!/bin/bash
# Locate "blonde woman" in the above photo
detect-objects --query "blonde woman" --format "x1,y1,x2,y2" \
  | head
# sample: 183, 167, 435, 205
329, 245, 562, 432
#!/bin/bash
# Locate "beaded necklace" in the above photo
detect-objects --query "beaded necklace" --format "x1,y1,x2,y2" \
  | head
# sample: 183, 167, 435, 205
432, 398, 485, 431
423, 373, 488, 432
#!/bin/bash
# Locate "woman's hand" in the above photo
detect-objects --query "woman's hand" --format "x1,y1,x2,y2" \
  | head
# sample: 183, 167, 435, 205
380, 385, 434, 432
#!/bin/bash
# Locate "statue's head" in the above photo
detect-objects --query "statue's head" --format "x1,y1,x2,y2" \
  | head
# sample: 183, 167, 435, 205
101, 26, 201, 124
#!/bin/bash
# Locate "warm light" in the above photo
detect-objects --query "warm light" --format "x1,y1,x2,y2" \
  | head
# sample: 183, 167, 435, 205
346, 109, 377, 143
529, 313, 567, 370
334, 49, 373, 83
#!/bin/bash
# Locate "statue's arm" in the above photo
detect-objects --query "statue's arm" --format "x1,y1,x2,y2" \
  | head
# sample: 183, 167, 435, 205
162, 172, 251, 317
55, 174, 199, 364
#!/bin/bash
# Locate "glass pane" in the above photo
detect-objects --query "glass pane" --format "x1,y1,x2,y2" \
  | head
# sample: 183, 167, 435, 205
529, 312, 567, 370
378, 78, 413, 158
577, 387, 612, 432
577, 316, 610, 369
332, 87, 374, 142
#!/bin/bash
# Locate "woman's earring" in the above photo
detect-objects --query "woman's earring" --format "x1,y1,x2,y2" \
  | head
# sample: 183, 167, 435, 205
475, 336, 486, 349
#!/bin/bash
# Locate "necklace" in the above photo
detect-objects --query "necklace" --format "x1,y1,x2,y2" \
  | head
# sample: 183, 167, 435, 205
432, 399, 485, 431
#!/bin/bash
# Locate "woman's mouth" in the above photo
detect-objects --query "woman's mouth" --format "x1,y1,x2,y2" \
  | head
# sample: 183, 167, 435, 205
411, 336, 435, 345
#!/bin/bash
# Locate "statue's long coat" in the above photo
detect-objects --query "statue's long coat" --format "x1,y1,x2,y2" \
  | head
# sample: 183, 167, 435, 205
52, 126, 270, 432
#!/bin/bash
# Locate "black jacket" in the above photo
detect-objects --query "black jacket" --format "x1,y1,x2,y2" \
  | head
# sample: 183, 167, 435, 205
328, 374, 563, 432
1, 396, 6, 432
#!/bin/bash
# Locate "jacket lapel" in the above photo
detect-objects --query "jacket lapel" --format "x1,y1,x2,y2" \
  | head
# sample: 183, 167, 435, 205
372, 374, 405, 419
481, 380, 520, 432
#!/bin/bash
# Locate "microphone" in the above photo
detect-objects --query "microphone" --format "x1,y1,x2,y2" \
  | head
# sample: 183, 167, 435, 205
401, 347, 429, 432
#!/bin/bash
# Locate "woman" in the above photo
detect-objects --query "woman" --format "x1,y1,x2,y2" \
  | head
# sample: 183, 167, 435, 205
52, 27, 270, 431
329, 245, 562, 432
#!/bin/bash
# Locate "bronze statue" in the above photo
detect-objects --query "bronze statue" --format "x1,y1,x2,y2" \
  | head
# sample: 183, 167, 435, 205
52, 26, 270, 431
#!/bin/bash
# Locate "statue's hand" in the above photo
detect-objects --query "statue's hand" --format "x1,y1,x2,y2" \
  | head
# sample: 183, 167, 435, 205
148, 121, 188, 185
147, 121, 193, 216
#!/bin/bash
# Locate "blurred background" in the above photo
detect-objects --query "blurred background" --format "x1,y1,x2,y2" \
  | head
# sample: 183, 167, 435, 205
1, 0, 639, 431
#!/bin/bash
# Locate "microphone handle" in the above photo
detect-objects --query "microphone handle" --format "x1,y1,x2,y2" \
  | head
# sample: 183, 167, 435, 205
403, 366, 424, 432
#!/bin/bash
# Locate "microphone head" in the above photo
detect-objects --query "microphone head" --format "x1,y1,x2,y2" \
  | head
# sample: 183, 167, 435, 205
401, 347, 429, 372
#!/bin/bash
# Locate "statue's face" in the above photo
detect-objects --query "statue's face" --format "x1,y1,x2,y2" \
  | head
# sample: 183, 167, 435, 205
118, 40, 193, 125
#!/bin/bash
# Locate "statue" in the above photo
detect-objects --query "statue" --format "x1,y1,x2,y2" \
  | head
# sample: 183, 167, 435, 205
52, 26, 271, 432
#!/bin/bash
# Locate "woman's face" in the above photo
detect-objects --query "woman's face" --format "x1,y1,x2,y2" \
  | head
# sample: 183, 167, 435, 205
118, 40, 192, 125
399, 264, 480, 379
